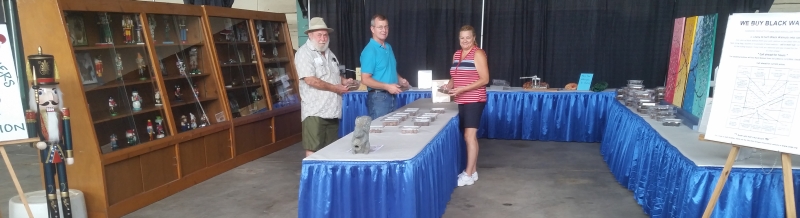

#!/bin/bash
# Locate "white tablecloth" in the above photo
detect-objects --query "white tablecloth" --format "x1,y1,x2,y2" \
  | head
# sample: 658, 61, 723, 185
305, 98, 458, 161
628, 105, 800, 168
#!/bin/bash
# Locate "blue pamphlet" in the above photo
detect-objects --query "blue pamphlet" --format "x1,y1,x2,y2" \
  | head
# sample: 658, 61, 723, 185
577, 73, 593, 91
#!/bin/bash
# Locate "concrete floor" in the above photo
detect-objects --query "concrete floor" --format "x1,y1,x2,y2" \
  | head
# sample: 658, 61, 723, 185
0, 139, 647, 218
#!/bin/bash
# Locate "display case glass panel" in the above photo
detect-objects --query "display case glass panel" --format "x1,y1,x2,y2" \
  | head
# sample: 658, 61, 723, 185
253, 20, 298, 109
208, 17, 269, 118
147, 14, 221, 133
63, 11, 169, 154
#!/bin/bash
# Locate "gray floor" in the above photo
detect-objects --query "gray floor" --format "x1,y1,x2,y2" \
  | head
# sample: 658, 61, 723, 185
1, 139, 648, 218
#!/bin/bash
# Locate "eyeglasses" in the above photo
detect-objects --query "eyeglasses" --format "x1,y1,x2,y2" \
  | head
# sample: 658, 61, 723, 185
373, 25, 389, 30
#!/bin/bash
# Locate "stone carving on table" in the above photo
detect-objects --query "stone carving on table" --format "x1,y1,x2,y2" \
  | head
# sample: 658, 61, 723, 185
351, 116, 372, 154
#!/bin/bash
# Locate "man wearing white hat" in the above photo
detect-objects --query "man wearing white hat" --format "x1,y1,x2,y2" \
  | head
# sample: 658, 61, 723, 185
295, 17, 352, 157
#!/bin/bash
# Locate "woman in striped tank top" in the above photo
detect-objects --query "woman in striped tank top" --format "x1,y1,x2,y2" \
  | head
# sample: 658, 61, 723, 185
444, 25, 489, 187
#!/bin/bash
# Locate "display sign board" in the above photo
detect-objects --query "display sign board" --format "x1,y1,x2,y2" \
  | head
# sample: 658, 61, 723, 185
0, 7, 28, 142
705, 13, 800, 155
577, 73, 593, 91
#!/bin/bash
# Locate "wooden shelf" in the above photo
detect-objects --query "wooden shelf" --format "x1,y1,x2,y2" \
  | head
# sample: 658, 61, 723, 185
225, 83, 261, 91
257, 41, 284, 45
220, 63, 256, 67
262, 59, 289, 64
214, 41, 253, 45
92, 104, 163, 124
170, 96, 219, 107
155, 42, 204, 47
162, 73, 210, 82
73, 44, 146, 51
84, 78, 155, 92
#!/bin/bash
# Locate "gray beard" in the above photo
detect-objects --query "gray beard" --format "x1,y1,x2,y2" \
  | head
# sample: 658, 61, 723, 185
313, 41, 329, 52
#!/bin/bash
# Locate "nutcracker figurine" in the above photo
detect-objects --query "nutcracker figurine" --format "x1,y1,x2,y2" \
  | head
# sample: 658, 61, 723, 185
256, 21, 265, 42
94, 55, 103, 77
146, 120, 154, 141
131, 90, 142, 112
28, 47, 75, 218
190, 113, 197, 129
163, 15, 173, 44
126, 129, 138, 145
176, 58, 186, 76
193, 83, 200, 97
122, 15, 134, 44
154, 89, 163, 107
148, 15, 157, 42
110, 134, 118, 150
136, 53, 147, 80
155, 116, 166, 138
199, 113, 209, 128
189, 48, 200, 74
108, 96, 118, 116
97, 13, 113, 45
174, 85, 183, 101
180, 115, 188, 132
135, 17, 144, 44
178, 16, 188, 43
114, 53, 123, 79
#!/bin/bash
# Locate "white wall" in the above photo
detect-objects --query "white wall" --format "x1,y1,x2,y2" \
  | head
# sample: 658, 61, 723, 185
140, 0, 300, 49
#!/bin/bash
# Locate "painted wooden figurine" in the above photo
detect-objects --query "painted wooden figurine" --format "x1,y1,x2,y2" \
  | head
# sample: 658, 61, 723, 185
28, 47, 75, 218
147, 119, 154, 141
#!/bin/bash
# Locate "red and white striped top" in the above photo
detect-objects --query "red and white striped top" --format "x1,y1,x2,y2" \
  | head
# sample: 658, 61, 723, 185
450, 47, 487, 104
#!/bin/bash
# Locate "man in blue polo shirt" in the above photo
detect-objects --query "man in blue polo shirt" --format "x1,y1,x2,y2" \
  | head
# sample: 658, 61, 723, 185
360, 14, 409, 119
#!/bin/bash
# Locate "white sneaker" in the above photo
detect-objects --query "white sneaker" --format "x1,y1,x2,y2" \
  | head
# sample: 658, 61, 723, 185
471, 172, 478, 181
457, 173, 474, 186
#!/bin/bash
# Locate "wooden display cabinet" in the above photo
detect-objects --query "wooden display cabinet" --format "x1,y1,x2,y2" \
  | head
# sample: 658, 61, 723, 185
15, 0, 301, 217
201, 6, 302, 157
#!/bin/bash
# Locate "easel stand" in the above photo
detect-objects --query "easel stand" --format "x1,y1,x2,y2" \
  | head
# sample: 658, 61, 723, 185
0, 138, 39, 218
701, 144, 797, 218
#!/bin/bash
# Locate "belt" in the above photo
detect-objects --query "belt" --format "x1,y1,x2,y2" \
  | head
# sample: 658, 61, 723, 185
368, 89, 388, 93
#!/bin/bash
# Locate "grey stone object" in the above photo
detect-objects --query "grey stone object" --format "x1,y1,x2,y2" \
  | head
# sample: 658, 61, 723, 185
352, 116, 372, 154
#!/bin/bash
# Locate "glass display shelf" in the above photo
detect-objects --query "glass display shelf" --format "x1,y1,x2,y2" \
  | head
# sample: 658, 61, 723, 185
64, 11, 170, 154
208, 17, 269, 119
253, 19, 297, 109
147, 13, 222, 134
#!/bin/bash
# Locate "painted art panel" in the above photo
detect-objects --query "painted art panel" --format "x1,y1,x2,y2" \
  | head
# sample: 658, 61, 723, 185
682, 16, 706, 113
672, 16, 698, 107
664, 17, 686, 104
690, 14, 718, 118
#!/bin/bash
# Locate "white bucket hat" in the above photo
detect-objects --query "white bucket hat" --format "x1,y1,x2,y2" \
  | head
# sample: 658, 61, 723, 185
305, 17, 334, 34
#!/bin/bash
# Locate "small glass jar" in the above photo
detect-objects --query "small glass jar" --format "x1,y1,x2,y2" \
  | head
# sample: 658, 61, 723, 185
382, 118, 400, 126
370, 125, 384, 133
414, 117, 431, 126
400, 126, 420, 134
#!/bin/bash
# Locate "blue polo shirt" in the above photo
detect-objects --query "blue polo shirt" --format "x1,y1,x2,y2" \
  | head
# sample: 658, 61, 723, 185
360, 38, 398, 89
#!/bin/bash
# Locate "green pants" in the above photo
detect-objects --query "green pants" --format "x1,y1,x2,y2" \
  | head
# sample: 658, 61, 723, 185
302, 116, 340, 152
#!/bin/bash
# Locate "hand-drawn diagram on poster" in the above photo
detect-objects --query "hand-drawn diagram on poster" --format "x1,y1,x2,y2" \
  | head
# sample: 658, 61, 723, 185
727, 66, 800, 136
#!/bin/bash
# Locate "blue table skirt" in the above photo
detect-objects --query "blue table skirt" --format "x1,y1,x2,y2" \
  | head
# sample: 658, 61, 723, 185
601, 100, 800, 218
299, 116, 465, 218
329, 90, 800, 217
339, 90, 615, 142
